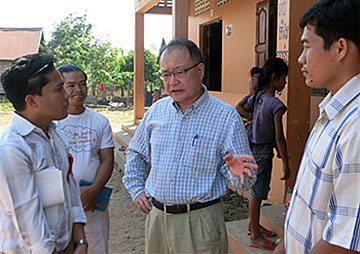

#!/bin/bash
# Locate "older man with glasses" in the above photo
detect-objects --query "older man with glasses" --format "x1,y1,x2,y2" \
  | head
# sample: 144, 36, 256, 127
123, 37, 258, 253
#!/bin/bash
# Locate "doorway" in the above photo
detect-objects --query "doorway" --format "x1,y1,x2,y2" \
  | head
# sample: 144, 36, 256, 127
202, 19, 222, 92
255, 0, 277, 67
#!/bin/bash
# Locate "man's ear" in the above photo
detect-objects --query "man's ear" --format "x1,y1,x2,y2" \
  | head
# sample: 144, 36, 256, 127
271, 73, 277, 81
336, 38, 348, 61
198, 62, 205, 81
24, 94, 39, 109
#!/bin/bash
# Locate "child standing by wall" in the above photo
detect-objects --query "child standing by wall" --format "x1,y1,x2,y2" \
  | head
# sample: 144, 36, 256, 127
236, 67, 261, 128
238, 57, 290, 251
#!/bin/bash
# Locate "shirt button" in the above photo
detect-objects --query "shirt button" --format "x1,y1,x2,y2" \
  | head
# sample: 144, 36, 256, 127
170, 179, 173, 182
174, 158, 177, 162
178, 137, 182, 141
182, 117, 186, 121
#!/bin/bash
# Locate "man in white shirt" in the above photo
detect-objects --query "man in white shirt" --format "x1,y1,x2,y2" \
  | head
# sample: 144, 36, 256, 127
273, 0, 360, 253
0, 54, 87, 253
56, 64, 115, 254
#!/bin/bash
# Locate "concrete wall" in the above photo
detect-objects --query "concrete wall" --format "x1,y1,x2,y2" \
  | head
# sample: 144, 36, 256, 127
186, 0, 315, 204
189, 0, 259, 107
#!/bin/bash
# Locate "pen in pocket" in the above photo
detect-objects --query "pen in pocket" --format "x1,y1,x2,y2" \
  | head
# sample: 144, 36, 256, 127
192, 134, 198, 147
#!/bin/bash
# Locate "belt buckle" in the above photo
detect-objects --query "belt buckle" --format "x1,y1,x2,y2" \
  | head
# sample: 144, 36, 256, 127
163, 203, 191, 214
163, 204, 174, 214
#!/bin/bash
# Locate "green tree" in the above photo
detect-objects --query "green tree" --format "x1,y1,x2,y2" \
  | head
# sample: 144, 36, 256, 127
121, 50, 161, 91
44, 13, 94, 70
43, 13, 161, 101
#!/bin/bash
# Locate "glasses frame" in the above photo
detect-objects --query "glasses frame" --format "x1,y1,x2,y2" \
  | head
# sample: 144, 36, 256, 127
160, 61, 202, 81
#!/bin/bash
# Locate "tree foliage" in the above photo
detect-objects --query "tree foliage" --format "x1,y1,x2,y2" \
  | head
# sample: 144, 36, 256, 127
42, 13, 161, 96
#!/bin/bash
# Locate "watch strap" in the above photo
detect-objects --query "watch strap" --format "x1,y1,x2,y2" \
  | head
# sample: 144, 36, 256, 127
73, 239, 88, 249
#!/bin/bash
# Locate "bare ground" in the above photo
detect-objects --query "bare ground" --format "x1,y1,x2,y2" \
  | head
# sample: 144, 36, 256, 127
107, 169, 146, 254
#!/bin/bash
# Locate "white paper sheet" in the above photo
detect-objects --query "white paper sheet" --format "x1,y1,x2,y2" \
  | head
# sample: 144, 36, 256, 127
35, 168, 65, 208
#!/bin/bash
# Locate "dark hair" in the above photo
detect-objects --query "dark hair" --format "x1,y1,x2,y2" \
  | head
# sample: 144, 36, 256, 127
57, 64, 88, 80
159, 37, 204, 64
250, 66, 262, 76
252, 58, 288, 108
300, 0, 360, 51
1, 54, 56, 111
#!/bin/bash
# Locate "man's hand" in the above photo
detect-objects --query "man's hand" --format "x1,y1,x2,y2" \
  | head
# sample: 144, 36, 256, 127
80, 186, 99, 212
223, 154, 258, 184
134, 192, 152, 214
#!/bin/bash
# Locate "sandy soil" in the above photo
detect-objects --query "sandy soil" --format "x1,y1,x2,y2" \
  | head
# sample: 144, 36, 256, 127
107, 169, 146, 254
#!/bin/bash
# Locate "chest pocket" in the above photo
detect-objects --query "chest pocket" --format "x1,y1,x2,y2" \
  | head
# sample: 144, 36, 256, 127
185, 134, 217, 171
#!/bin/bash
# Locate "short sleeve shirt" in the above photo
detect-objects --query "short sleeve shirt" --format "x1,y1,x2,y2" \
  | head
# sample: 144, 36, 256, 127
247, 93, 286, 144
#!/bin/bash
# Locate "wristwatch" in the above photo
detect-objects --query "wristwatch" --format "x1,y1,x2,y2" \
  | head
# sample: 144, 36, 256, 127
73, 239, 88, 249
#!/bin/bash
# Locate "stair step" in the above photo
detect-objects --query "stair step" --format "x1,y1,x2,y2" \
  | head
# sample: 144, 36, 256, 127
112, 127, 136, 172
226, 204, 286, 253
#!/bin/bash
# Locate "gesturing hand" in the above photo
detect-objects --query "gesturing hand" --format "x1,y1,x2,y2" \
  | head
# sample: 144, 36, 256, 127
223, 154, 258, 184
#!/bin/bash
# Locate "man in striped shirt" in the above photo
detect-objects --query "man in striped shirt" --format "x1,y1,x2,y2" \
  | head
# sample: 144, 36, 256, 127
123, 38, 257, 253
274, 0, 360, 253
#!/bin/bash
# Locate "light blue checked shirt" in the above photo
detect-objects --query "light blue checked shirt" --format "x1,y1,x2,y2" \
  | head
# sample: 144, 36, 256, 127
123, 85, 256, 204
285, 74, 360, 253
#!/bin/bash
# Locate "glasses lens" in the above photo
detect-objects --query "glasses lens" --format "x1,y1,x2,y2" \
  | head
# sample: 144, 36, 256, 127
160, 72, 169, 80
174, 70, 185, 79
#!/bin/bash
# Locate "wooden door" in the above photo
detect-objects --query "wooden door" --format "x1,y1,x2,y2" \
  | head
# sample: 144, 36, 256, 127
256, 0, 277, 67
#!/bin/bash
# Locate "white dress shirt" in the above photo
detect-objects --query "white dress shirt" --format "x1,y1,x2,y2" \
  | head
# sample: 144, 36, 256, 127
0, 112, 86, 254
285, 74, 360, 253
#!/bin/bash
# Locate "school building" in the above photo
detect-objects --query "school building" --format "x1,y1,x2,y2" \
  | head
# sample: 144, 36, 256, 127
132, 0, 324, 204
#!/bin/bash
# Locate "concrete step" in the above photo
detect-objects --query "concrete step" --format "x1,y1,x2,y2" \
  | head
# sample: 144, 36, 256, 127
226, 204, 286, 253
112, 124, 137, 172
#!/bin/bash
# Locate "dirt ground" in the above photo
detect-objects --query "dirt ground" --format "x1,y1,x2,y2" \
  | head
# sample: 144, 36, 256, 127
107, 169, 146, 254
106, 169, 249, 254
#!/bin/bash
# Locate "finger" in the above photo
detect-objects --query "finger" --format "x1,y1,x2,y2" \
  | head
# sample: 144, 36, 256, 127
223, 154, 233, 161
244, 162, 258, 170
137, 201, 151, 214
239, 173, 245, 184
144, 199, 152, 211
135, 198, 151, 214
245, 168, 253, 178
241, 155, 255, 161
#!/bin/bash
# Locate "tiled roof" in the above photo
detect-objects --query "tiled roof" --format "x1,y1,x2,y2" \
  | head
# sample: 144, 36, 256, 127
0, 27, 44, 60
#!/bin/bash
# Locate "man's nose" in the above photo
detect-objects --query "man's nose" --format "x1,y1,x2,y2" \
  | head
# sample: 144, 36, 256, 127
168, 73, 178, 84
73, 84, 81, 91
298, 50, 305, 64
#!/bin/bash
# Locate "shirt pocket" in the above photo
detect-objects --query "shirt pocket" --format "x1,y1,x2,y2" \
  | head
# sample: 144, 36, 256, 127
296, 156, 333, 218
185, 134, 217, 172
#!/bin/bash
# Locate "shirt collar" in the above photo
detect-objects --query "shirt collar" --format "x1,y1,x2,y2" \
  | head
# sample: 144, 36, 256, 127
171, 84, 209, 114
319, 73, 360, 120
10, 111, 56, 137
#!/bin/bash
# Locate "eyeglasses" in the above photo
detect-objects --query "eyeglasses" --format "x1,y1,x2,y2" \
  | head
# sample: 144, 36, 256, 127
159, 61, 201, 81
28, 64, 49, 79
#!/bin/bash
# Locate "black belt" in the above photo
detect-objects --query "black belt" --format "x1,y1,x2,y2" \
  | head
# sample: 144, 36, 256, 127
151, 198, 220, 214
